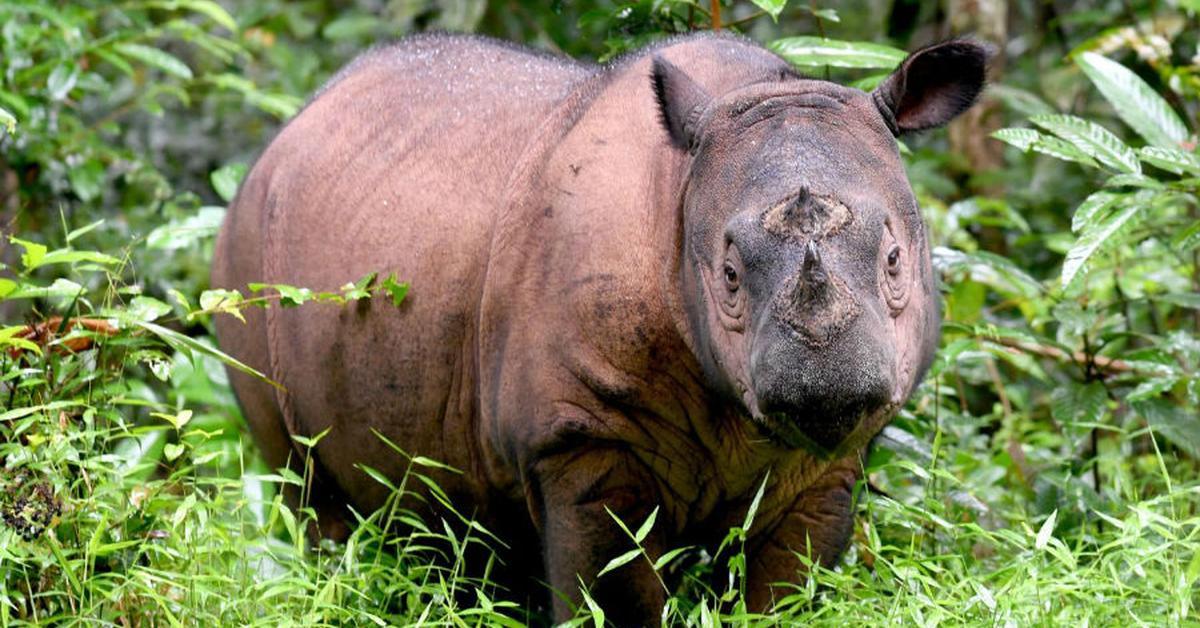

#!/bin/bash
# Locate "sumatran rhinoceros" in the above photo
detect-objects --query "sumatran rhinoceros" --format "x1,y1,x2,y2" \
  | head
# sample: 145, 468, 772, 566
212, 31, 986, 622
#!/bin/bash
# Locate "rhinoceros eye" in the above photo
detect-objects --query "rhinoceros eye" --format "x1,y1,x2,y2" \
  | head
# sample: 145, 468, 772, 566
717, 243, 747, 329
723, 262, 740, 291
881, 220, 909, 315
886, 245, 902, 275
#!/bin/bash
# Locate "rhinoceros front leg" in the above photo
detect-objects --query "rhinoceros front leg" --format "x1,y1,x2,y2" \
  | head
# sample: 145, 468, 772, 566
528, 446, 667, 624
743, 454, 861, 611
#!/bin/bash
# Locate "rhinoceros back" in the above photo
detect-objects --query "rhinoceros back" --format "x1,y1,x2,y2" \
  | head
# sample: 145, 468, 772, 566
212, 34, 595, 513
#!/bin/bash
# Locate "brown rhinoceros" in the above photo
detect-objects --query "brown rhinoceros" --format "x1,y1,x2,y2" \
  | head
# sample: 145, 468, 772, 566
212, 31, 986, 622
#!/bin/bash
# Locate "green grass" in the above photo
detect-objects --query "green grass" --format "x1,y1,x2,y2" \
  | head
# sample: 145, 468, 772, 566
0, 309, 1196, 626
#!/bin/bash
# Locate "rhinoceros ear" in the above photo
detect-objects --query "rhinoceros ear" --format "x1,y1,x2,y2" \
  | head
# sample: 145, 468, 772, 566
871, 40, 990, 136
652, 55, 712, 150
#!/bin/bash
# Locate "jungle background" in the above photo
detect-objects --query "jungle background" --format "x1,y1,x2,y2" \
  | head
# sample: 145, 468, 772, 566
1, 0, 1198, 624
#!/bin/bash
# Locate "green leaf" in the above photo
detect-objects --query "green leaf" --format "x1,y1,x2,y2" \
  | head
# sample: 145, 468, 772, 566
379, 274, 409, 307
769, 37, 906, 69
1174, 221, 1200, 252
634, 507, 658, 543
1137, 146, 1200, 176
1031, 114, 1140, 173
128, 318, 272, 385
34, 249, 122, 269
0, 106, 15, 135
6, 278, 85, 300
1103, 173, 1164, 190
321, 14, 380, 41
1035, 510, 1057, 550
1158, 293, 1200, 309
197, 288, 245, 322
1076, 52, 1188, 149
10, 236, 47, 269
114, 42, 194, 80
1062, 201, 1142, 287
933, 247, 1043, 298
211, 163, 247, 203
66, 220, 105, 243
1133, 399, 1200, 458
1030, 135, 1099, 168
276, 285, 314, 307
989, 84, 1055, 118
1051, 381, 1108, 426
652, 546, 693, 570
147, 206, 225, 250
128, 296, 173, 322
68, 160, 105, 202
162, 0, 238, 31
749, 0, 787, 19
1070, 190, 1123, 233
991, 128, 1041, 152
596, 549, 642, 578
163, 442, 185, 461
46, 63, 79, 100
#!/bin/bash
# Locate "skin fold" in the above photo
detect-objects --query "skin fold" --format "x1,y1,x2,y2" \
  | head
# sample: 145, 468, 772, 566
212, 31, 986, 623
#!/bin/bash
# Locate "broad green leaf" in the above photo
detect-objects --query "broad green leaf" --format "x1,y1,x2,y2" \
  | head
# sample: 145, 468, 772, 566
1138, 146, 1200, 176
1103, 173, 1163, 189
1175, 221, 1200, 252
991, 128, 1041, 152
1126, 376, 1178, 402
146, 0, 237, 31
1159, 293, 1200, 309
769, 37, 906, 69
128, 296, 172, 322
1051, 381, 1108, 426
68, 160, 104, 202
847, 73, 889, 91
211, 163, 247, 203
380, 274, 409, 307
321, 14, 380, 41
1133, 399, 1200, 458
6, 277, 85, 300
114, 42, 194, 80
1062, 201, 1142, 287
147, 206, 225, 249
1031, 114, 1140, 173
1032, 135, 1099, 168
46, 63, 79, 100
10, 236, 47, 269
0, 106, 14, 135
1077, 52, 1188, 149
276, 285, 314, 307
1070, 190, 1123, 233
198, 288, 245, 322
933, 247, 1043, 298
749, 0, 787, 19
33, 249, 121, 269
989, 84, 1055, 118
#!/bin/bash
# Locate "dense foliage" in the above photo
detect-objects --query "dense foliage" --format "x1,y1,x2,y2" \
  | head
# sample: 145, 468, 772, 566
1, 0, 1198, 624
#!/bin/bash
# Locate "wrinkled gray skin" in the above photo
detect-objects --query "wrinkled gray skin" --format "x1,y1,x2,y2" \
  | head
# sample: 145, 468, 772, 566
212, 32, 985, 623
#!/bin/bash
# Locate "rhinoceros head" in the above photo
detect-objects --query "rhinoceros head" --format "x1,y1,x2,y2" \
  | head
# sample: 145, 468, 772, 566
654, 40, 987, 456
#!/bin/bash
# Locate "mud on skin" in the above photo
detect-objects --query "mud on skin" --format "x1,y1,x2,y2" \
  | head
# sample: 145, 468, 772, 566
211, 31, 987, 624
